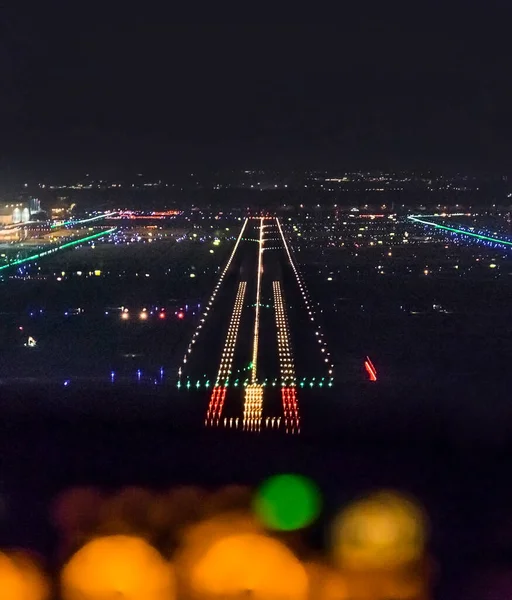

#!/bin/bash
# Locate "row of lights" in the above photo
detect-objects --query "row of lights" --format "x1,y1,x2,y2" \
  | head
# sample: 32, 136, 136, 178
120, 307, 185, 321
273, 280, 300, 434
179, 218, 248, 375
221, 416, 283, 430
179, 376, 330, 390
276, 217, 334, 385
206, 281, 247, 426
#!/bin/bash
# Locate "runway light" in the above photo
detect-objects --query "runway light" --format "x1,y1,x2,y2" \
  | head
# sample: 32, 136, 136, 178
177, 312, 184, 319
159, 312, 165, 319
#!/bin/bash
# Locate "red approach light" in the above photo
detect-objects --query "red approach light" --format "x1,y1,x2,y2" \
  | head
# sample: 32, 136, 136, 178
364, 356, 377, 382
159, 312, 166, 319
177, 311, 184, 319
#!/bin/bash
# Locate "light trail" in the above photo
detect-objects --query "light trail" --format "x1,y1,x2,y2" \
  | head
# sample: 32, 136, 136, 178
251, 217, 264, 383
276, 217, 334, 385
178, 218, 248, 380
51, 212, 117, 229
206, 281, 246, 426
408, 216, 512, 247
0, 227, 117, 272
364, 356, 377, 382
273, 280, 300, 434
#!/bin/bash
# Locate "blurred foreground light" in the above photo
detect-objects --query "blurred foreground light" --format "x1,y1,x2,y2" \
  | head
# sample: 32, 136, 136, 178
61, 535, 174, 600
0, 551, 50, 600
331, 490, 427, 570
305, 561, 348, 599
253, 474, 321, 531
191, 533, 308, 599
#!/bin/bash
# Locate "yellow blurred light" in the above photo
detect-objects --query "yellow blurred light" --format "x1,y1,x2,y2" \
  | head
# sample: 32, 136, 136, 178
332, 491, 427, 570
61, 535, 174, 600
191, 533, 308, 599
94, 270, 101, 276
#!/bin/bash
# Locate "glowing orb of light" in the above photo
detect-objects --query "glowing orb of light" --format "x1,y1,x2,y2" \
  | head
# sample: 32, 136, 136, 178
0, 551, 49, 600
191, 533, 308, 599
61, 535, 174, 600
253, 474, 321, 531
331, 491, 427, 570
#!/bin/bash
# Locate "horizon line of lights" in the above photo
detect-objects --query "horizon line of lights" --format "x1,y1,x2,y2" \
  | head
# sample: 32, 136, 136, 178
273, 281, 300, 434
0, 227, 117, 272
251, 217, 265, 383
407, 216, 512, 247
276, 217, 334, 385
178, 218, 248, 378
206, 281, 246, 426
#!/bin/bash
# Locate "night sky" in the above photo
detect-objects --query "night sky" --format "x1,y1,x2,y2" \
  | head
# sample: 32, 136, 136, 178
1, 9, 512, 176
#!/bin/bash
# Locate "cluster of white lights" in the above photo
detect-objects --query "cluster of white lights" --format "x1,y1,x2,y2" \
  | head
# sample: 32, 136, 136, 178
251, 217, 265, 383
179, 218, 248, 372
276, 217, 334, 383
273, 281, 296, 388
243, 384, 263, 432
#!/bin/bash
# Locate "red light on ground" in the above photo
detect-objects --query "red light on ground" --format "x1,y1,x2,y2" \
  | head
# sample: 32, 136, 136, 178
159, 312, 166, 319
177, 312, 184, 319
364, 357, 377, 382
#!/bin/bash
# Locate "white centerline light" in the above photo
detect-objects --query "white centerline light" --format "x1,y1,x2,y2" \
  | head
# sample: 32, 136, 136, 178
251, 217, 264, 383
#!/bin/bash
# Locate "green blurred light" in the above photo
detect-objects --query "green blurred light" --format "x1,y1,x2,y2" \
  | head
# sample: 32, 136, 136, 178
253, 474, 321, 531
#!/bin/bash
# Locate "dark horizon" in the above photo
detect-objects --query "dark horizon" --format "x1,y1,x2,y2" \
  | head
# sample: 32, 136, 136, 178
2, 12, 512, 177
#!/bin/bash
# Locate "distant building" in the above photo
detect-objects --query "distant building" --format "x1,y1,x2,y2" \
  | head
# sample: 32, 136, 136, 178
0, 198, 44, 227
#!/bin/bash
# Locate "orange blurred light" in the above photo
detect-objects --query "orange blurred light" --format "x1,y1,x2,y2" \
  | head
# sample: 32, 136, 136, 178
191, 533, 308, 599
61, 535, 175, 600
159, 312, 165, 319
139, 311, 148, 321
0, 551, 50, 600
